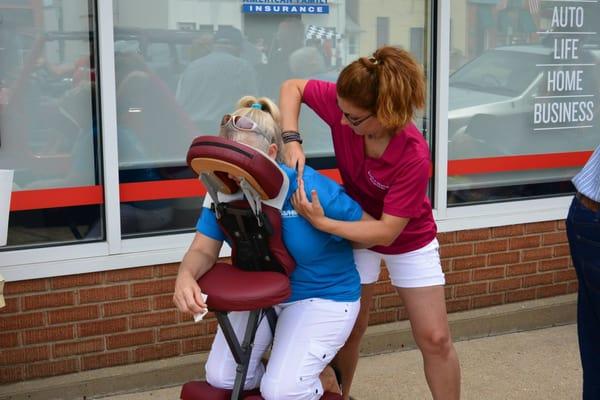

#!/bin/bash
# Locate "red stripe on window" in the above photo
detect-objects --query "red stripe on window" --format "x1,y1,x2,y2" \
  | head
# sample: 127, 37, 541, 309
8, 151, 594, 211
447, 151, 592, 175
10, 186, 104, 211
119, 179, 205, 202
319, 168, 342, 183
8, 180, 206, 211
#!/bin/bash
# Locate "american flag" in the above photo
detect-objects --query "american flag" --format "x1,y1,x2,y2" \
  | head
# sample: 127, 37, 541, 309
529, 0, 540, 15
496, 0, 540, 14
305, 25, 342, 40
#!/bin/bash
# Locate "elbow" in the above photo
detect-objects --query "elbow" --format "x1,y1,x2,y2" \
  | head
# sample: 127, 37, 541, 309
372, 221, 406, 247
378, 238, 395, 247
376, 231, 400, 247
368, 236, 393, 247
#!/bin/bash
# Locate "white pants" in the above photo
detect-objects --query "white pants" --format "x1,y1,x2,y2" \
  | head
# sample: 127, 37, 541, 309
354, 238, 445, 288
206, 298, 360, 400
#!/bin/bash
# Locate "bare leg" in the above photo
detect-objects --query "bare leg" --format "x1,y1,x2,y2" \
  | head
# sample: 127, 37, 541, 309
397, 286, 461, 400
320, 365, 342, 394
332, 284, 375, 400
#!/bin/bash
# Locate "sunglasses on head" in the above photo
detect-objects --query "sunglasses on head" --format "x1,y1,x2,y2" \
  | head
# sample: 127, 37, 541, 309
221, 114, 272, 143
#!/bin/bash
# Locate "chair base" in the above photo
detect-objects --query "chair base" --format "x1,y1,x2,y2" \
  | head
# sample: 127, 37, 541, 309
180, 381, 343, 400
180, 381, 260, 400
244, 393, 343, 400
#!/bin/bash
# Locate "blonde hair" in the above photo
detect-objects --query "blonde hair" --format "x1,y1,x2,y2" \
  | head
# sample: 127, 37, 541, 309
220, 96, 283, 161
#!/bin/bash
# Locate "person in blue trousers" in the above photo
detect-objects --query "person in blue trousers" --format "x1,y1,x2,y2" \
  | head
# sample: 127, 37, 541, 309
566, 143, 600, 400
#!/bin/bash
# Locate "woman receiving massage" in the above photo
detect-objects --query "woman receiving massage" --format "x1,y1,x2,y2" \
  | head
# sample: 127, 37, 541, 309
173, 95, 369, 400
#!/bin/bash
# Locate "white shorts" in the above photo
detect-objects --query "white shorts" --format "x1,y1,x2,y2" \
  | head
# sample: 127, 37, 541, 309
353, 238, 445, 288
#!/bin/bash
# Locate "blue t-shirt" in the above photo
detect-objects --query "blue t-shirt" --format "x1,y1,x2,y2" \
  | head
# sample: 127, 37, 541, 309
196, 164, 362, 302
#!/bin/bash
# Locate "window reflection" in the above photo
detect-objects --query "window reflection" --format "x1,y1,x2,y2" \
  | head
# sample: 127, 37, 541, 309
0, 1, 102, 248
448, 1, 600, 205
114, 0, 430, 236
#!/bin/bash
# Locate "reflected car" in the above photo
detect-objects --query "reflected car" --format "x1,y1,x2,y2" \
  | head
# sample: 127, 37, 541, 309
447, 44, 600, 202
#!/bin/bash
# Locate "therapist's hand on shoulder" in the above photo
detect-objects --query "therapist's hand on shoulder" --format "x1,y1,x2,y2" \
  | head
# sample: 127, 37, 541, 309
292, 178, 325, 227
173, 270, 208, 315
284, 141, 306, 178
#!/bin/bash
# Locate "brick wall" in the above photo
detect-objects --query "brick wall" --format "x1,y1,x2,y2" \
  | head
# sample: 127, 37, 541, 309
0, 221, 577, 384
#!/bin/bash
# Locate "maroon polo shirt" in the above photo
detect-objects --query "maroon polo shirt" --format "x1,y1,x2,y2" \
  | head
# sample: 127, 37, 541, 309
303, 79, 437, 254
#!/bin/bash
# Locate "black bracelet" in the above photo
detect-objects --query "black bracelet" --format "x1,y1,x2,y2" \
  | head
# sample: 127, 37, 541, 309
282, 134, 303, 144
282, 130, 303, 144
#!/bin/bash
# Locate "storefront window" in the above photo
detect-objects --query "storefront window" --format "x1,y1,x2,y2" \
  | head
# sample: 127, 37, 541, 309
113, 0, 432, 236
0, 0, 102, 248
448, 0, 600, 205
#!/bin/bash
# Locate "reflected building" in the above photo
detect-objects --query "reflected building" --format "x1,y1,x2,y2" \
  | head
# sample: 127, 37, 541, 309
355, 0, 428, 63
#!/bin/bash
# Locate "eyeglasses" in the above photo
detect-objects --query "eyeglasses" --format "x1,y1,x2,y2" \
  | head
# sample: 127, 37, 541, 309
342, 111, 372, 126
221, 114, 272, 143
337, 103, 373, 126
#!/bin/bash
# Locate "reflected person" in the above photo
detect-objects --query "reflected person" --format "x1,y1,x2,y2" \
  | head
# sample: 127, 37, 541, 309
115, 52, 195, 234
287, 46, 337, 156
258, 18, 305, 99
176, 26, 258, 134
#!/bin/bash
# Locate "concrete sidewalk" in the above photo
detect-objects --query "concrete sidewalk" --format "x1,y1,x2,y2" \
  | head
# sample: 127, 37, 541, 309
99, 324, 582, 400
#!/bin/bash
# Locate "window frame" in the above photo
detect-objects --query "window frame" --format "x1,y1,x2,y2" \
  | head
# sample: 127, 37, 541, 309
432, 0, 573, 231
0, 0, 575, 282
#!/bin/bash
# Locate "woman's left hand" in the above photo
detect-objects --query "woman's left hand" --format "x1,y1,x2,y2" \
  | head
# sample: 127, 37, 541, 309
292, 178, 326, 227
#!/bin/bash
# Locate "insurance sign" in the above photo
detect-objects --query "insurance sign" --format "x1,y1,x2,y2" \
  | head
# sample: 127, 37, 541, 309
241, 0, 329, 14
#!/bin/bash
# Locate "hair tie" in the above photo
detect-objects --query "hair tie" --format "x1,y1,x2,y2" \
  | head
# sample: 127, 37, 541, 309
251, 102, 263, 110
369, 57, 379, 65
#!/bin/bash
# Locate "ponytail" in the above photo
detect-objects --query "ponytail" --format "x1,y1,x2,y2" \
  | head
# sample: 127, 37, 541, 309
236, 96, 281, 126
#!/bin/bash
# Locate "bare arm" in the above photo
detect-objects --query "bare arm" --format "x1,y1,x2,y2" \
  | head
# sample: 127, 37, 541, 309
292, 182, 409, 247
279, 79, 309, 175
351, 212, 378, 249
280, 79, 308, 131
173, 232, 222, 315
321, 211, 409, 248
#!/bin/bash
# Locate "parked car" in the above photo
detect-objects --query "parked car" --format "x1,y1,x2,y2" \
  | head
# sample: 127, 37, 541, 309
447, 44, 600, 203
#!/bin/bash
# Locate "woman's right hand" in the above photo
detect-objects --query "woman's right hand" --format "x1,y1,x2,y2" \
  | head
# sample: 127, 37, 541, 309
284, 141, 306, 177
173, 269, 207, 315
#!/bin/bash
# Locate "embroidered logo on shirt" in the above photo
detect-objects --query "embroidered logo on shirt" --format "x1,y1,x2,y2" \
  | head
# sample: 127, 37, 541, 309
367, 170, 389, 190
281, 209, 298, 218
